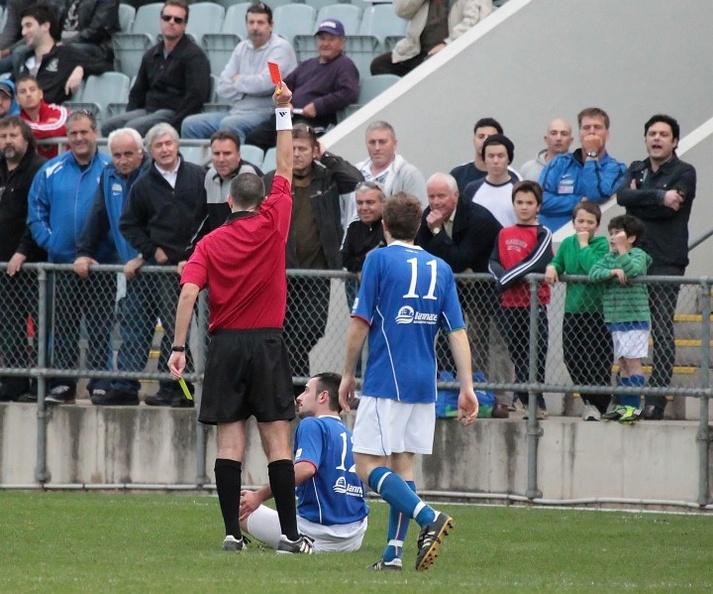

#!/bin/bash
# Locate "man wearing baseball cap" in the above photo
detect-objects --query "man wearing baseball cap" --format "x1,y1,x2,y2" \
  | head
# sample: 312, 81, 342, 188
0, 80, 20, 118
245, 18, 359, 151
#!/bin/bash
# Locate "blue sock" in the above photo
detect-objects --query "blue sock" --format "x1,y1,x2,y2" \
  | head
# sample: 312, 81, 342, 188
368, 467, 436, 528
621, 374, 644, 408
382, 480, 416, 562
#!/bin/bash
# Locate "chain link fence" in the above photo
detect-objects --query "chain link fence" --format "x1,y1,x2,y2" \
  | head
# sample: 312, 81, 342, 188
0, 266, 711, 410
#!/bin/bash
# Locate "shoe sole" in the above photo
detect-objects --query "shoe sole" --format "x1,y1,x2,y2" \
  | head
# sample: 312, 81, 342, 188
416, 516, 453, 571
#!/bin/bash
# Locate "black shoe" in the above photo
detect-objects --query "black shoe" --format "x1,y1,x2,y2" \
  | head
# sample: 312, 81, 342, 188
0, 378, 32, 402
415, 512, 453, 571
145, 390, 194, 408
45, 384, 76, 404
91, 388, 140, 406
643, 405, 664, 420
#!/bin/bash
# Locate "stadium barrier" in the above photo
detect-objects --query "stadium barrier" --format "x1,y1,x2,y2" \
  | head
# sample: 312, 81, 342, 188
0, 264, 710, 506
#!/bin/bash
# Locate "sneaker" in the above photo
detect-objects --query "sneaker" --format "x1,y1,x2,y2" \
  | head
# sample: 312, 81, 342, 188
45, 384, 76, 404
415, 512, 453, 571
221, 535, 247, 551
602, 405, 626, 421
370, 558, 402, 571
618, 405, 643, 424
643, 405, 664, 420
492, 403, 510, 419
582, 403, 601, 422
522, 407, 548, 420
145, 390, 194, 408
91, 389, 140, 406
276, 534, 314, 554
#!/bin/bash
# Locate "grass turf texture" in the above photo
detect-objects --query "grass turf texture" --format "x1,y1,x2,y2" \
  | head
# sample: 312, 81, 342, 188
1, 492, 712, 593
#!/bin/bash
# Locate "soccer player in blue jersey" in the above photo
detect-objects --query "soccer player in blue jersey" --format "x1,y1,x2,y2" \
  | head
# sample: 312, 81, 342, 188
339, 192, 479, 572
239, 372, 369, 552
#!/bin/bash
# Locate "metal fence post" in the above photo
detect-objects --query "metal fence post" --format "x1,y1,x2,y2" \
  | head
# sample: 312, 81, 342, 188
526, 275, 542, 499
34, 267, 50, 484
697, 279, 711, 506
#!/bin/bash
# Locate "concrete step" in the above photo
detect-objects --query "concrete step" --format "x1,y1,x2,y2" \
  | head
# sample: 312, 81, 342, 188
672, 313, 713, 340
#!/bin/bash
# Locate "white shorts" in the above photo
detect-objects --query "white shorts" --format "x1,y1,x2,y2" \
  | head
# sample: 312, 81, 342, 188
612, 329, 649, 360
352, 396, 435, 456
245, 505, 368, 552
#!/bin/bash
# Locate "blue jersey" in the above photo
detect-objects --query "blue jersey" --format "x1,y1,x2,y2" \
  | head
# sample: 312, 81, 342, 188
353, 241, 465, 403
294, 416, 368, 525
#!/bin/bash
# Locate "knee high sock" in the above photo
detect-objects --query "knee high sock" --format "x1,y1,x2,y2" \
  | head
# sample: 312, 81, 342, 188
621, 374, 644, 408
382, 480, 416, 562
214, 458, 242, 538
268, 459, 299, 541
368, 467, 436, 529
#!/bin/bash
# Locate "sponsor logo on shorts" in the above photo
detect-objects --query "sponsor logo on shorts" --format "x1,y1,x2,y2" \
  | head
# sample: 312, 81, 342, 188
395, 306, 438, 325
333, 477, 364, 497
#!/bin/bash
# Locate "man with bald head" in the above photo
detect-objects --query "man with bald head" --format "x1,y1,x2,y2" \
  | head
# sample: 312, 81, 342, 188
520, 119, 574, 181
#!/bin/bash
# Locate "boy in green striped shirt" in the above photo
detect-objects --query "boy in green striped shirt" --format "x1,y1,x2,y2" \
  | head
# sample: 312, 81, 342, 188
589, 215, 652, 423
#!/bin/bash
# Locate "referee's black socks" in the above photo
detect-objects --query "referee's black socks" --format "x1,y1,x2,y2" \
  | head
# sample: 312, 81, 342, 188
215, 458, 242, 538
268, 459, 299, 541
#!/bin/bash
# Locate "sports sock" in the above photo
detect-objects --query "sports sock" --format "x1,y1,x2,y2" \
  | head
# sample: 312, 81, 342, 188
268, 459, 299, 541
214, 458, 242, 538
368, 467, 436, 528
621, 374, 644, 408
382, 480, 416, 562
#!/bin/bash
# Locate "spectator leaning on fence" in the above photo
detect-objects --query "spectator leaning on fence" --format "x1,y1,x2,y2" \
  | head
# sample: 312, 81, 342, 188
168, 82, 314, 554
616, 114, 697, 421
101, 0, 211, 137
27, 110, 114, 404
73, 127, 151, 406
544, 201, 612, 421
15, 73, 68, 160
0, 115, 46, 402
119, 122, 207, 408
262, 123, 362, 397
180, 1, 297, 142
488, 180, 553, 420
589, 215, 652, 424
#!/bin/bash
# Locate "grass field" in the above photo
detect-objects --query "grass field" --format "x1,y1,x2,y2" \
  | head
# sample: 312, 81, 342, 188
1, 491, 712, 593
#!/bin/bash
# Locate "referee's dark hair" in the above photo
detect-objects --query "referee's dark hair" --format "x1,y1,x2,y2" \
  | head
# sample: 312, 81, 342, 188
383, 192, 422, 241
313, 372, 342, 413
229, 172, 265, 210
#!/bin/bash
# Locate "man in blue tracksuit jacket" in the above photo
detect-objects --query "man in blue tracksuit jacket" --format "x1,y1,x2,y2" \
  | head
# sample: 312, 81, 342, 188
74, 127, 151, 406
538, 107, 626, 232
27, 110, 113, 404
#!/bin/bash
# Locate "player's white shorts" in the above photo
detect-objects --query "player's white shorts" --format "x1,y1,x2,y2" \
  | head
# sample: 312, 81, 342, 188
352, 396, 435, 456
612, 329, 649, 360
245, 505, 368, 552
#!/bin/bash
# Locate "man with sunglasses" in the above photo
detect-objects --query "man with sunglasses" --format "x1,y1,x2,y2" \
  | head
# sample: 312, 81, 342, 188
101, 0, 210, 136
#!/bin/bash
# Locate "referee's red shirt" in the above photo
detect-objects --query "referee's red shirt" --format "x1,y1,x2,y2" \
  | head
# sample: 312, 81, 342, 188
181, 175, 292, 331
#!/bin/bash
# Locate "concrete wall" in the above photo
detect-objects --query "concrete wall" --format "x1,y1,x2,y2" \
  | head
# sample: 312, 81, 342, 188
2, 404, 710, 506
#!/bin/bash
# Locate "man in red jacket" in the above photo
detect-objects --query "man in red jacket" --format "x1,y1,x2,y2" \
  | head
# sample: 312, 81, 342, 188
16, 73, 68, 159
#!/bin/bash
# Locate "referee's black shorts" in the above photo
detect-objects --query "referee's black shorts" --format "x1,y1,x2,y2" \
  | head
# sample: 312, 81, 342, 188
199, 328, 295, 425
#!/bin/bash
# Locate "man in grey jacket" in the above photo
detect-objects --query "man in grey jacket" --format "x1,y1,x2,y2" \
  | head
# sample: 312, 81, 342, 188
371, 0, 493, 77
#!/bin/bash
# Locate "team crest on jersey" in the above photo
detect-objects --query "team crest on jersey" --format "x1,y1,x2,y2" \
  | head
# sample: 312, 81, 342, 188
112, 183, 122, 193
333, 477, 364, 497
46, 58, 59, 73
396, 306, 438, 325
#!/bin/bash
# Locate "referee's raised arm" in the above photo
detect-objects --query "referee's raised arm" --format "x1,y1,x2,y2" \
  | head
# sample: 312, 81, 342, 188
273, 81, 293, 181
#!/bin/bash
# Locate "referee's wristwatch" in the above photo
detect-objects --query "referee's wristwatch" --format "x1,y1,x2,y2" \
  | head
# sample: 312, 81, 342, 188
171, 345, 186, 352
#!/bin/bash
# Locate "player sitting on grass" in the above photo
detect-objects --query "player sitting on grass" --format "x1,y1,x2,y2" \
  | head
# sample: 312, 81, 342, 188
589, 214, 652, 423
239, 372, 369, 552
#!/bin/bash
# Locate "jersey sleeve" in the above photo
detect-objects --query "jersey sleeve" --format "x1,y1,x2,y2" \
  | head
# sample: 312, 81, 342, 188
294, 418, 325, 470
180, 241, 209, 289
440, 264, 466, 332
351, 249, 380, 323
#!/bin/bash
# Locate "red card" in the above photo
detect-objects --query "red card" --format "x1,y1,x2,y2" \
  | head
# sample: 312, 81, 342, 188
268, 62, 282, 85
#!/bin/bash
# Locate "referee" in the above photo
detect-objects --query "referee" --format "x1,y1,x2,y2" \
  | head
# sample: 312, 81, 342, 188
168, 82, 313, 554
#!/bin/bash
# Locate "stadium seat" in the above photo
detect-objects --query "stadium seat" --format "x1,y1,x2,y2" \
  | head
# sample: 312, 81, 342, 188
305, 0, 344, 13
112, 33, 153, 79
343, 35, 380, 79
293, 35, 318, 63
384, 35, 403, 52
358, 4, 408, 47
239, 144, 264, 170
273, 4, 316, 46
262, 146, 276, 173
338, 73, 399, 121
203, 33, 240, 76
185, 2, 225, 46
129, 2, 163, 38
220, 2, 251, 40
65, 72, 132, 128
118, 3, 136, 33
182, 146, 211, 166
316, 4, 361, 35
